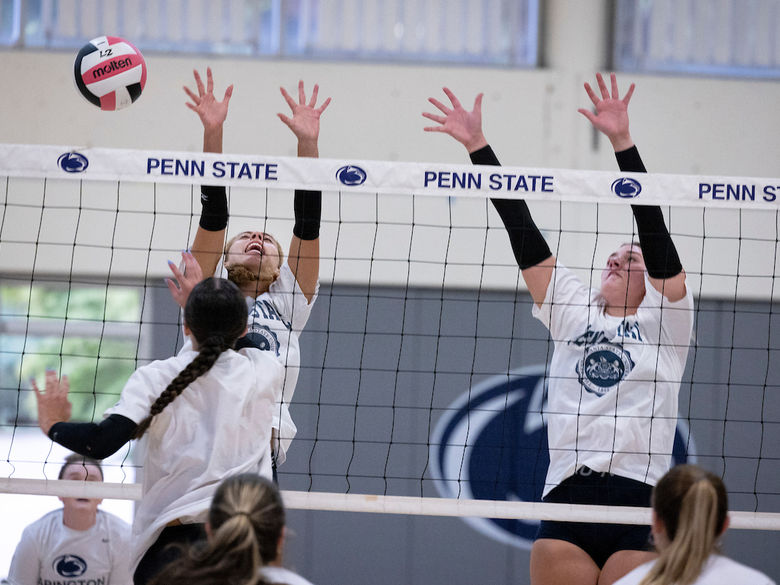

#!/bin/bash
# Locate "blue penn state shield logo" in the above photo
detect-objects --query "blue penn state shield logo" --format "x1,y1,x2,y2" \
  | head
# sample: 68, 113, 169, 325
53, 554, 88, 577
430, 365, 695, 550
57, 152, 89, 173
336, 165, 367, 186
575, 343, 635, 396
611, 177, 642, 198
236, 324, 280, 357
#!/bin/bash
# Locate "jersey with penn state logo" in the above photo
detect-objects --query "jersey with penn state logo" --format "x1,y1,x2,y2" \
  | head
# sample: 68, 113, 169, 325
186, 262, 316, 464
7, 508, 131, 585
236, 262, 316, 464
241, 262, 316, 463
533, 263, 693, 496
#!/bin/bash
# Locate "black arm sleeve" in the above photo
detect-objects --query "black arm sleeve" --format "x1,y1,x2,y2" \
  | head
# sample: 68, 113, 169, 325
199, 185, 229, 231
293, 189, 322, 240
470, 145, 552, 270
617, 146, 683, 279
48, 414, 137, 460
469, 144, 501, 167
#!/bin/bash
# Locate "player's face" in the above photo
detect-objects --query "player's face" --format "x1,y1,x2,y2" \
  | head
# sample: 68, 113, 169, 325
58, 463, 103, 513
226, 231, 281, 277
600, 244, 646, 309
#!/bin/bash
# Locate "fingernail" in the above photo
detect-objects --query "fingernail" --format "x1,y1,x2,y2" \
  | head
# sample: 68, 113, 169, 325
168, 260, 175, 266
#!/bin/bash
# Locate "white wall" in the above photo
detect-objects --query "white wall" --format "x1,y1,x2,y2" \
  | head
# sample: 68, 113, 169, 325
1, 1, 779, 295
1, 2, 777, 173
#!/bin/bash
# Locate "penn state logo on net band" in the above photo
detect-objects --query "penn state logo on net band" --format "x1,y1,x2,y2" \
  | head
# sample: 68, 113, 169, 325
53, 554, 88, 578
430, 365, 696, 550
58, 152, 89, 173
336, 165, 367, 186
611, 177, 642, 198
575, 343, 635, 396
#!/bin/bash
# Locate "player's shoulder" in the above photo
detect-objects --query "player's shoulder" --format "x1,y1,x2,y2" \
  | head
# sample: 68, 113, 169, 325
260, 566, 316, 585
32, 508, 63, 527
95, 510, 132, 545
550, 262, 590, 295
142, 347, 199, 373
97, 509, 130, 529
707, 555, 775, 583
19, 508, 64, 541
269, 261, 307, 296
236, 345, 285, 374
641, 271, 693, 308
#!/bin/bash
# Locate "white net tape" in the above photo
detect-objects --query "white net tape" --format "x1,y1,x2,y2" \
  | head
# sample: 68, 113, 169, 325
2, 143, 780, 528
2, 478, 780, 529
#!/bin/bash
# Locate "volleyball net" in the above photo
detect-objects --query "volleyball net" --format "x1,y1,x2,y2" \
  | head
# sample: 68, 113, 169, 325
1, 144, 779, 529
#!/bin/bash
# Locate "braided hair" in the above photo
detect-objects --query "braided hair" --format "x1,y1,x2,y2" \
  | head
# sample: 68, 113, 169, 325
132, 277, 247, 439
149, 474, 284, 585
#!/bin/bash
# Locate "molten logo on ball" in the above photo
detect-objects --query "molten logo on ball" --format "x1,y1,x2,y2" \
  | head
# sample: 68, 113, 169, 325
74, 35, 147, 111
91, 57, 134, 80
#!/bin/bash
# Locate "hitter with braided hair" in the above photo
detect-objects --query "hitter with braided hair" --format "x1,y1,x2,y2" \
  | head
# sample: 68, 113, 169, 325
34, 261, 283, 585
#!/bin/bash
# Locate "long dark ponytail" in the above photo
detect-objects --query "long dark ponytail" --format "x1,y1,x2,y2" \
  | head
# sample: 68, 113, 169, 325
132, 277, 247, 439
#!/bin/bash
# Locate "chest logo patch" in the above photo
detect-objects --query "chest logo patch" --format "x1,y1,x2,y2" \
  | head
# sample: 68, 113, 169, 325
237, 324, 281, 357
430, 365, 696, 551
53, 554, 88, 577
575, 343, 635, 396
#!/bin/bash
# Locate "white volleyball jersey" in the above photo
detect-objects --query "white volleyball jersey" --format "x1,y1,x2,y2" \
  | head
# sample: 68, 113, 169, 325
614, 554, 775, 585
7, 508, 131, 585
104, 345, 282, 572
205, 261, 316, 464
260, 566, 316, 585
533, 263, 693, 496
243, 262, 316, 463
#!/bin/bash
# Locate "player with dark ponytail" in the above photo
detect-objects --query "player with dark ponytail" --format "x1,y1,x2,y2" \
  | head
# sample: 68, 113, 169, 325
35, 269, 283, 585
131, 275, 247, 439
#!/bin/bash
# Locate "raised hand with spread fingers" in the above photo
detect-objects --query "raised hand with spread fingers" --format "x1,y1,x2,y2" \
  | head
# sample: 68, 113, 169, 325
184, 67, 234, 152
278, 80, 331, 158
166, 251, 205, 309
184, 67, 234, 279
577, 72, 635, 152
33, 370, 72, 435
422, 87, 488, 153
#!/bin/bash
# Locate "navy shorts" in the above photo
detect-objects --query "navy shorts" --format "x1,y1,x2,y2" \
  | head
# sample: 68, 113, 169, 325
535, 467, 653, 568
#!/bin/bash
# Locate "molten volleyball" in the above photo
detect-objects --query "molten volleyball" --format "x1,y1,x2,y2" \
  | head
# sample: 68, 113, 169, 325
74, 36, 147, 111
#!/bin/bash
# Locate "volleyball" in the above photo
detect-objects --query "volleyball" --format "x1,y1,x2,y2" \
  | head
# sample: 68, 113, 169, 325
74, 36, 147, 111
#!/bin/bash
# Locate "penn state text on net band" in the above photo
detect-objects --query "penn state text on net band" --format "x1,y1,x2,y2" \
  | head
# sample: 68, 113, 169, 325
1, 143, 778, 209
